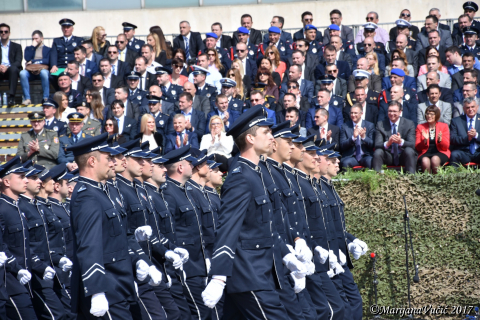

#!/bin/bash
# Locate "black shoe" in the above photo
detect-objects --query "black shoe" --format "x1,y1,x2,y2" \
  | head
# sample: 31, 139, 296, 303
7, 99, 14, 107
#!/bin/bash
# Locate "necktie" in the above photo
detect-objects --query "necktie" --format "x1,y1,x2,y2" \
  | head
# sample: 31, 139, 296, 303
321, 127, 325, 139
80, 64, 85, 76
469, 119, 476, 154
112, 64, 116, 75
355, 125, 363, 162
161, 86, 167, 95
392, 123, 399, 165
73, 135, 77, 144
116, 117, 120, 127
184, 36, 190, 60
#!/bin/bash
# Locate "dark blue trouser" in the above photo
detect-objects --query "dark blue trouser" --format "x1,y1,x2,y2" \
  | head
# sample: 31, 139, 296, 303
184, 276, 218, 320
276, 274, 305, 320
77, 300, 133, 320
306, 272, 345, 320
152, 280, 181, 320
222, 289, 288, 320
32, 287, 67, 320
6, 292, 38, 320
450, 149, 480, 167
330, 275, 353, 320
130, 282, 166, 320
297, 289, 318, 320
338, 267, 363, 320
54, 285, 76, 320
169, 276, 193, 320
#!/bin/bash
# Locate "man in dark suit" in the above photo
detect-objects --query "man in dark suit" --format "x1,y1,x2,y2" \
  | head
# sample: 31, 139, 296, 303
206, 94, 241, 133
173, 21, 205, 60
106, 86, 140, 121
175, 92, 206, 141
280, 65, 314, 104
415, 17, 453, 51
315, 71, 347, 99
183, 81, 211, 116
385, 34, 417, 71
323, 11, 354, 43
452, 2, 480, 39
314, 45, 351, 81
81, 40, 103, 66
344, 86, 378, 125
293, 11, 323, 42
381, 63, 416, 90
388, 10, 420, 40
209, 22, 232, 50
262, 16, 293, 44
164, 113, 199, 153
450, 97, 480, 166
232, 14, 262, 46
307, 107, 340, 149
355, 37, 386, 77
66, 60, 92, 94
275, 93, 307, 128
340, 103, 375, 169
421, 8, 454, 34
99, 58, 124, 89
378, 85, 417, 125
418, 73, 454, 105
106, 45, 132, 80
285, 50, 316, 82
110, 99, 137, 142
347, 57, 382, 92
329, 35, 353, 70
91, 72, 115, 108
116, 34, 137, 69
0, 23, 22, 106
51, 73, 83, 108
373, 100, 417, 173
234, 42, 257, 84
134, 56, 157, 91
74, 46, 98, 79
306, 89, 344, 129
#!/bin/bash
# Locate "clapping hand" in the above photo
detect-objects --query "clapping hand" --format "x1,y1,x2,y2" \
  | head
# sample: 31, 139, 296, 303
437, 131, 442, 143
421, 129, 429, 141
183, 133, 189, 146
185, 119, 192, 130
468, 128, 476, 141
326, 130, 332, 141
359, 127, 367, 139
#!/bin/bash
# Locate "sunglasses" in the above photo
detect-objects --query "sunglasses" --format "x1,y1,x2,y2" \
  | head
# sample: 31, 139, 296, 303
366, 17, 375, 21
401, 13, 411, 17
327, 70, 338, 73
86, 94, 93, 97
115, 41, 125, 44
173, 64, 182, 68
267, 52, 275, 55
92, 79, 103, 82
259, 73, 268, 76
208, 53, 215, 56
105, 123, 114, 127
287, 86, 297, 89
365, 43, 373, 46
0, 31, 9, 34
228, 74, 235, 77
108, 51, 118, 54
237, 49, 246, 52
304, 18, 313, 22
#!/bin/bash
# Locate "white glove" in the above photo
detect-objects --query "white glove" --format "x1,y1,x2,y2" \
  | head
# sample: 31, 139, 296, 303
282, 253, 307, 279
166, 275, 172, 288
174, 247, 189, 264
134, 226, 152, 242
165, 251, 182, 269
353, 239, 368, 255
314, 246, 329, 264
290, 273, 306, 293
338, 250, 347, 266
286, 244, 295, 254
59, 257, 73, 272
43, 266, 56, 280
17, 269, 31, 285
304, 260, 315, 276
90, 292, 109, 317
136, 260, 149, 281
295, 239, 313, 262
205, 258, 211, 274
347, 243, 363, 260
148, 266, 162, 286
332, 262, 345, 275
328, 250, 338, 269
202, 278, 226, 308
327, 269, 335, 278
0, 252, 7, 267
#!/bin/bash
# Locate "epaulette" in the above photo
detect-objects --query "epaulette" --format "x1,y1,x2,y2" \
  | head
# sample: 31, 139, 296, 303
232, 166, 242, 174
160, 184, 167, 190
45, 129, 56, 133
78, 185, 87, 192
265, 95, 275, 99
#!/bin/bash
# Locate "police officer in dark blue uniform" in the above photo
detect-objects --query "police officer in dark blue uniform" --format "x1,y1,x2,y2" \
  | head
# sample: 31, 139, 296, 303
43, 98, 68, 136
201, 106, 306, 318
127, 71, 149, 105
18, 163, 69, 320
303, 25, 325, 63
204, 158, 222, 214
218, 78, 244, 113
145, 94, 173, 149
201, 33, 232, 74
385, 19, 417, 54
244, 83, 277, 115
257, 27, 293, 62
459, 26, 480, 58
155, 66, 183, 103
66, 133, 136, 319
0, 156, 44, 319
453, 2, 480, 39
0, 214, 14, 319
123, 22, 145, 54
191, 66, 218, 107
230, 27, 259, 61
58, 112, 93, 170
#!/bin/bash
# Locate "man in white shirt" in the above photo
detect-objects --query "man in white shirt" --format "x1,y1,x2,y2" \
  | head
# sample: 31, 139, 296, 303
111, 102, 127, 135
141, 44, 161, 74
309, 107, 340, 148
66, 60, 81, 91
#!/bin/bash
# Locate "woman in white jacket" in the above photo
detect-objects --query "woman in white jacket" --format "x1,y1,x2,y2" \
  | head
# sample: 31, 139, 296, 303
200, 115, 233, 171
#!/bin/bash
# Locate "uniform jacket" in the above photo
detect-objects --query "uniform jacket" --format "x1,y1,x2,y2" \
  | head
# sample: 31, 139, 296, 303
233, 28, 263, 46
17, 129, 60, 169
45, 117, 67, 136
126, 37, 145, 54
203, 34, 233, 50
293, 28, 322, 42
323, 25, 354, 43
50, 36, 84, 68
120, 116, 137, 141
381, 75, 416, 91
58, 132, 92, 164
347, 73, 382, 92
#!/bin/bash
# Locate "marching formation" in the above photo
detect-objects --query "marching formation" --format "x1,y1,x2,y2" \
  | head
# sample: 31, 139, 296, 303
0, 106, 368, 320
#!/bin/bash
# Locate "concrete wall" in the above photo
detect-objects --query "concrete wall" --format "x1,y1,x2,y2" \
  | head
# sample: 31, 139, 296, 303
4, 0, 464, 40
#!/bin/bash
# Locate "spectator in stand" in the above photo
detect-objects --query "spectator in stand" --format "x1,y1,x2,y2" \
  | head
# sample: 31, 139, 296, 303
0, 23, 22, 106
308, 107, 340, 147
265, 45, 286, 81
200, 115, 234, 171
165, 113, 199, 153
381, 65, 416, 90
449, 98, 480, 166
150, 25, 173, 60
365, 51, 380, 77
232, 14, 263, 46
91, 72, 115, 108
66, 60, 92, 94
293, 11, 323, 42
255, 67, 279, 102
281, 64, 314, 104
209, 22, 232, 50
171, 48, 189, 76
379, 85, 417, 125
52, 72, 83, 108
21, 30, 50, 105
109, 99, 137, 142
104, 117, 127, 144
147, 32, 167, 66
417, 84, 452, 125
453, 81, 480, 118
355, 12, 389, 44
116, 33, 137, 68
91, 26, 110, 56
206, 48, 225, 76
53, 91, 75, 122
306, 88, 344, 129
347, 57, 382, 92
138, 113, 163, 151
417, 71, 454, 106
170, 58, 188, 86
416, 17, 453, 52
85, 89, 105, 121
260, 58, 281, 87
389, 9, 420, 41
452, 14, 474, 47
173, 20, 204, 60
227, 68, 246, 100
106, 45, 131, 80
323, 9, 354, 43
415, 104, 451, 173
385, 50, 414, 77
417, 57, 452, 92
82, 40, 103, 66
175, 92, 206, 139
99, 58, 124, 89
418, 47, 448, 76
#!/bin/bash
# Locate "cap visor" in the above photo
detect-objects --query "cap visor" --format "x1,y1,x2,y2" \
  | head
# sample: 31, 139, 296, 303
305, 146, 320, 151
292, 136, 307, 143
152, 157, 168, 164
277, 132, 299, 139
99, 147, 119, 155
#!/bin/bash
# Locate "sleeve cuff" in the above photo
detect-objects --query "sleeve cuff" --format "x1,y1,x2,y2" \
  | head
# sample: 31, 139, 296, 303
399, 139, 404, 147
212, 275, 227, 282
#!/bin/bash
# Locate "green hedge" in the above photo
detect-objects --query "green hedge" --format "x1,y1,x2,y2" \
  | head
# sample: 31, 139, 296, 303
335, 168, 480, 319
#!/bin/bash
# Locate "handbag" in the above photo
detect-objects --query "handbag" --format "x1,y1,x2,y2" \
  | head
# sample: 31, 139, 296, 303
25, 64, 49, 72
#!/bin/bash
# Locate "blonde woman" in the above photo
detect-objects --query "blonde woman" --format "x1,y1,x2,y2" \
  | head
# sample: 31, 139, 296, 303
91, 26, 110, 56
147, 33, 167, 66
227, 68, 246, 100
365, 51, 380, 77
200, 115, 234, 171
231, 60, 251, 96
138, 113, 164, 152
53, 91, 75, 122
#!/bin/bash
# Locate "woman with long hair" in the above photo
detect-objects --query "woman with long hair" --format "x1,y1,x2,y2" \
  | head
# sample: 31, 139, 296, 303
418, 46, 448, 76
231, 58, 251, 93
260, 58, 281, 86
150, 25, 172, 59
254, 67, 279, 102
91, 26, 110, 56
104, 117, 127, 144
85, 90, 105, 121
227, 68, 246, 100
137, 114, 164, 152
365, 51, 380, 76
147, 33, 167, 66
169, 58, 188, 86
53, 91, 75, 121
207, 48, 225, 76
172, 48, 189, 76
265, 45, 286, 79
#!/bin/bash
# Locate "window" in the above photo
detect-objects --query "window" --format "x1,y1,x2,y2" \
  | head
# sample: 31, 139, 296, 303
145, 0, 198, 8
0, 0, 22, 12
203, 0, 255, 5
28, 0, 82, 11
87, 0, 141, 10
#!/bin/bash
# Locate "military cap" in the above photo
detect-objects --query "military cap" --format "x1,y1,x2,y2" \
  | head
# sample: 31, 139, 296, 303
237, 27, 250, 35
127, 71, 141, 80
163, 145, 197, 165
363, 22, 378, 31
66, 132, 116, 157
0, 156, 29, 178
147, 94, 162, 104
316, 143, 329, 156
206, 32, 218, 39
120, 138, 150, 158
227, 105, 274, 139
207, 160, 221, 169
319, 74, 336, 83
326, 150, 341, 158
190, 148, 208, 167
35, 165, 51, 181
220, 78, 236, 87
390, 68, 405, 77
463, 26, 480, 35
268, 26, 281, 34
28, 112, 45, 121
23, 160, 43, 177
74, 100, 89, 109
291, 124, 307, 143
59, 18, 75, 26
353, 69, 370, 79
122, 22, 138, 30
107, 135, 127, 154
152, 155, 168, 164
395, 19, 411, 28
302, 134, 320, 151
58, 71, 70, 79
305, 24, 317, 31
271, 121, 299, 139
464, 1, 479, 11
155, 66, 172, 75
42, 98, 59, 109
329, 24, 340, 31
48, 163, 73, 182
191, 66, 209, 76
322, 142, 340, 158
150, 146, 161, 155
67, 112, 85, 123
252, 82, 267, 91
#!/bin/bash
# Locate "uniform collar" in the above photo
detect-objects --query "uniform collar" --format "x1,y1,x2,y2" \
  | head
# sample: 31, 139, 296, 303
35, 196, 49, 204
167, 176, 185, 189
144, 181, 158, 192
134, 178, 146, 190
294, 168, 309, 179
266, 157, 283, 169
117, 174, 134, 188
78, 176, 103, 189
204, 186, 217, 194
48, 197, 62, 205
283, 163, 295, 174
187, 179, 203, 191
238, 156, 260, 171
320, 176, 332, 185
20, 194, 36, 204
0, 194, 18, 206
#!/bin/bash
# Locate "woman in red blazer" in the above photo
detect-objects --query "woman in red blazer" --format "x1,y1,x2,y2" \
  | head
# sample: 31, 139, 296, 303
415, 105, 451, 173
